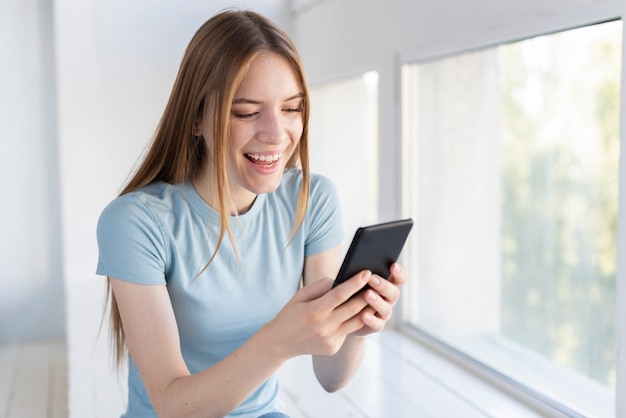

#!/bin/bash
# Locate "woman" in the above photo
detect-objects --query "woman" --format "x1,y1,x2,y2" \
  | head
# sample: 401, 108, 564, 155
96, 9, 407, 418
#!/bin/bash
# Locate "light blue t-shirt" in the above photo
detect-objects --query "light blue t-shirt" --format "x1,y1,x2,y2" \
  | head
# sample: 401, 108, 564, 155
96, 169, 343, 417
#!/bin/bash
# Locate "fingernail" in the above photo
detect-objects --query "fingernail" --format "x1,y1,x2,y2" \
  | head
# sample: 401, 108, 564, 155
371, 275, 382, 286
364, 313, 374, 323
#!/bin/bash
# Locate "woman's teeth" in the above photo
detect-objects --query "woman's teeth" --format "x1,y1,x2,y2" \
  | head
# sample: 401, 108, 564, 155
246, 153, 282, 163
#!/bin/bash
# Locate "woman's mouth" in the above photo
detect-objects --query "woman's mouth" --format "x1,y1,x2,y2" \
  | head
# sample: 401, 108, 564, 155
245, 152, 282, 166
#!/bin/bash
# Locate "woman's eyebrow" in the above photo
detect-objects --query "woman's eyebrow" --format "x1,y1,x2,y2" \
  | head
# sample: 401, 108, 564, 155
232, 93, 304, 105
285, 93, 305, 101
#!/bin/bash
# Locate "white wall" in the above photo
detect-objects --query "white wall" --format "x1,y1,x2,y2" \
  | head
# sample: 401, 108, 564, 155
308, 73, 380, 248
0, 0, 64, 342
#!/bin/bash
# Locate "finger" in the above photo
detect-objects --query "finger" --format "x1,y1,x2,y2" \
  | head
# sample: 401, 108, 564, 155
339, 313, 367, 336
334, 292, 369, 321
388, 263, 408, 286
368, 274, 400, 305
327, 270, 372, 308
364, 288, 393, 321
297, 276, 334, 302
362, 309, 386, 332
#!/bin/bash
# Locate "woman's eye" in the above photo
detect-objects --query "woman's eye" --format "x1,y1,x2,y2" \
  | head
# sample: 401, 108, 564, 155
234, 112, 257, 119
284, 107, 303, 114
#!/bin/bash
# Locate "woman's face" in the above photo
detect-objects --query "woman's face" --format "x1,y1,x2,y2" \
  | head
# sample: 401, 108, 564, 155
202, 52, 304, 213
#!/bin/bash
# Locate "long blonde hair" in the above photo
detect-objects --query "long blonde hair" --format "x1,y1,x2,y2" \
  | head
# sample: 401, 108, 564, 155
106, 9, 311, 366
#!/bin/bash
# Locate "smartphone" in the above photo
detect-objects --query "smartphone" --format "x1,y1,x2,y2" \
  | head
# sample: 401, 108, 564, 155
332, 218, 414, 288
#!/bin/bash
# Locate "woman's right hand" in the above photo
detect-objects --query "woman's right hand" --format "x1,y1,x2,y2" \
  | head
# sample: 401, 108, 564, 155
261, 269, 373, 359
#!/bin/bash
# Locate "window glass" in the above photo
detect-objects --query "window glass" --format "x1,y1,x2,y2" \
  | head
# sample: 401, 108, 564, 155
401, 21, 621, 417
309, 72, 379, 248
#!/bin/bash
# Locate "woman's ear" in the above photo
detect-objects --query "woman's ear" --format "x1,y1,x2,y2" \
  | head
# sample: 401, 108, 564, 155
192, 117, 203, 136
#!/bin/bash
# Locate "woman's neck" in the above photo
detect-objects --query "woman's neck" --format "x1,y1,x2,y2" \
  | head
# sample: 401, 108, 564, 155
191, 175, 256, 216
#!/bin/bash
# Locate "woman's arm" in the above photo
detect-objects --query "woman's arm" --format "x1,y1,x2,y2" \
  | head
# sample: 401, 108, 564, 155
303, 246, 408, 392
110, 278, 285, 418
110, 263, 374, 418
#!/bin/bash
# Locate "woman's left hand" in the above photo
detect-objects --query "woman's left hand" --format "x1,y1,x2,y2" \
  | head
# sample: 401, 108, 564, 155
352, 263, 407, 337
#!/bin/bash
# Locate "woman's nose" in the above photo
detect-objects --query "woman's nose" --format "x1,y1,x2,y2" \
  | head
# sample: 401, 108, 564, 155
257, 110, 285, 143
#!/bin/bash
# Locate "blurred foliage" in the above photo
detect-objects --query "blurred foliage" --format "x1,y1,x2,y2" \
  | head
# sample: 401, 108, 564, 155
499, 21, 621, 387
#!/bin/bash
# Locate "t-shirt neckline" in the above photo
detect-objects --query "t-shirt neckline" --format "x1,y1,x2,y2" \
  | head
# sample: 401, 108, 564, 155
182, 180, 266, 222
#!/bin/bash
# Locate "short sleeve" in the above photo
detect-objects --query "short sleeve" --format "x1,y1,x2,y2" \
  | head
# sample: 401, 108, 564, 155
96, 193, 167, 285
304, 174, 344, 256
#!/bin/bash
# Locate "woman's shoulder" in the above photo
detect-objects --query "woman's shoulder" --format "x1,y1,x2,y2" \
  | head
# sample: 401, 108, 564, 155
278, 170, 343, 253
101, 181, 165, 209
98, 182, 185, 227
310, 172, 337, 194
278, 169, 341, 219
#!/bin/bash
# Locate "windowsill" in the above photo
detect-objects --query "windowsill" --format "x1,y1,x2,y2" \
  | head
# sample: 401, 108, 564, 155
397, 326, 614, 418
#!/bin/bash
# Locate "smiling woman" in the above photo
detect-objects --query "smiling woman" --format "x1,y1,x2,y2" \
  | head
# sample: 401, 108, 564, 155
95, 9, 408, 418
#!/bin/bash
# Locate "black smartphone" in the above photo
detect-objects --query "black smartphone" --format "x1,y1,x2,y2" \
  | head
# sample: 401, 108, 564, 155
332, 218, 414, 288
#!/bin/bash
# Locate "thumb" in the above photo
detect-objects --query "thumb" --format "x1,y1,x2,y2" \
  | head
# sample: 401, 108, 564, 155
297, 277, 334, 302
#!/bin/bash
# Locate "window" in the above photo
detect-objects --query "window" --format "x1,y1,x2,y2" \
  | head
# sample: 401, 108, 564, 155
309, 72, 380, 248
401, 21, 621, 417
